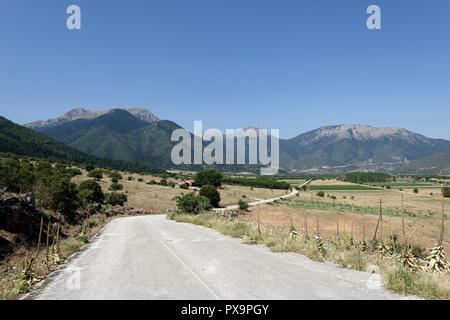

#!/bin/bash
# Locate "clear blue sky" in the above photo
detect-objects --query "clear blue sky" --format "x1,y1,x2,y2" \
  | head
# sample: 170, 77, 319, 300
0, 0, 449, 139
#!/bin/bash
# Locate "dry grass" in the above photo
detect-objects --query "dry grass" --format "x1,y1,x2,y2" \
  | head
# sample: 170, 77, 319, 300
0, 214, 109, 300
248, 201, 449, 257
72, 171, 288, 212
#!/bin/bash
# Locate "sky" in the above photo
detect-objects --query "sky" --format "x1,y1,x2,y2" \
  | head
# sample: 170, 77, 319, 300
0, 0, 449, 139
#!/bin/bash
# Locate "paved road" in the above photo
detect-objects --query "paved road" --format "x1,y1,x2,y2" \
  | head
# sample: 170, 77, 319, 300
26, 215, 409, 300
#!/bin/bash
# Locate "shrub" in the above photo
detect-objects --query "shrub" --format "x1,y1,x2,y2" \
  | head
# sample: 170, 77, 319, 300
138, 178, 144, 182
168, 181, 176, 188
84, 164, 95, 171
413, 188, 419, 194
238, 199, 249, 211
159, 179, 168, 186
442, 187, 450, 198
199, 185, 221, 207
316, 191, 325, 197
78, 180, 105, 204
105, 193, 128, 206
109, 182, 124, 191
34, 176, 79, 220
175, 193, 212, 214
108, 171, 123, 181
87, 169, 103, 181
195, 168, 223, 187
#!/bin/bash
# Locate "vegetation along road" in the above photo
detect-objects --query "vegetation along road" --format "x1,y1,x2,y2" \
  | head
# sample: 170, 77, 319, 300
25, 215, 411, 300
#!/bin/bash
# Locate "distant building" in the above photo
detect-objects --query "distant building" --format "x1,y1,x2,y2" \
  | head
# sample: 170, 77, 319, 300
179, 179, 195, 187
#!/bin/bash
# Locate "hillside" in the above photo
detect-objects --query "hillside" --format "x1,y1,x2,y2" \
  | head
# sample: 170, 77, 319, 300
398, 149, 450, 174
0, 116, 166, 174
26, 109, 450, 173
280, 125, 450, 173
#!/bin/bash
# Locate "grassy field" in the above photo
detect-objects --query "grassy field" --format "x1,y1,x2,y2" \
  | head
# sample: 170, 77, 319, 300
72, 170, 287, 212
308, 185, 380, 190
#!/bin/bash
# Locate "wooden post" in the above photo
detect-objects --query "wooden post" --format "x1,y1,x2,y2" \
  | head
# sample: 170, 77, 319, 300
316, 215, 320, 236
34, 217, 44, 261
372, 199, 383, 241
401, 192, 406, 246
362, 211, 366, 243
45, 221, 50, 269
304, 210, 308, 238
258, 202, 261, 234
438, 192, 445, 245
351, 205, 355, 239
380, 199, 383, 241
336, 213, 339, 235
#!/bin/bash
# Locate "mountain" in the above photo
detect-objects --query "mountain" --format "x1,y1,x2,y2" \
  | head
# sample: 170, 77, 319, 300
25, 107, 159, 132
26, 108, 450, 173
398, 150, 450, 174
280, 125, 450, 173
0, 115, 166, 174
35, 109, 184, 168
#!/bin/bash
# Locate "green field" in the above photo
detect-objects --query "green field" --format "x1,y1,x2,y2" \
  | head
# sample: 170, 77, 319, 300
368, 183, 435, 187
308, 185, 380, 191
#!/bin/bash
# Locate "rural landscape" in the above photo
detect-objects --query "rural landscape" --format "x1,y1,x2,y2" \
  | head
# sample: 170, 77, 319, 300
1, 1, 449, 305
0, 111, 449, 300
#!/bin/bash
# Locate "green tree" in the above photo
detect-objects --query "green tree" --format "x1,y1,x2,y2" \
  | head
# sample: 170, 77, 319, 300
238, 199, 249, 211
195, 169, 223, 187
109, 182, 124, 191
108, 171, 123, 181
78, 180, 105, 204
105, 193, 128, 206
87, 169, 103, 181
175, 193, 212, 214
34, 176, 79, 221
442, 187, 450, 198
199, 185, 221, 207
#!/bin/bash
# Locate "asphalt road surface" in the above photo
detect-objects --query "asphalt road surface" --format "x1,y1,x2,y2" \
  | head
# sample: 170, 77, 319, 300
26, 215, 409, 300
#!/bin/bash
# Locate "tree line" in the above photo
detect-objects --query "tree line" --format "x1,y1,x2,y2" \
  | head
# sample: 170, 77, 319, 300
344, 172, 392, 184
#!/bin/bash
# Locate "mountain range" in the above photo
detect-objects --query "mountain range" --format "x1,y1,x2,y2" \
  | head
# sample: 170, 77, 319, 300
0, 115, 166, 174
21, 108, 450, 174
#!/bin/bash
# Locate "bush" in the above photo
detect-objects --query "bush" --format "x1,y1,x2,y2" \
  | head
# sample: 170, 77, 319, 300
443, 187, 450, 198
108, 171, 123, 181
316, 191, 325, 197
413, 188, 419, 194
87, 169, 103, 181
159, 179, 168, 186
179, 183, 189, 189
168, 181, 176, 188
138, 178, 144, 182
199, 185, 221, 207
34, 176, 79, 220
195, 168, 223, 187
105, 193, 128, 206
175, 193, 212, 214
109, 182, 124, 191
238, 199, 249, 211
84, 164, 95, 171
78, 180, 105, 204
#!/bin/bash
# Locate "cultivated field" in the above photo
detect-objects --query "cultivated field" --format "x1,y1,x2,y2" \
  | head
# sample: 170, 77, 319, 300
245, 179, 450, 256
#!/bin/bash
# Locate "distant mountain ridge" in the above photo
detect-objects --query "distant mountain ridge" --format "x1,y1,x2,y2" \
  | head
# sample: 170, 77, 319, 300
25, 109, 450, 173
25, 107, 159, 131
280, 125, 450, 173
0, 115, 166, 174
